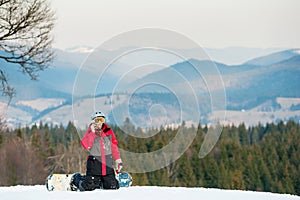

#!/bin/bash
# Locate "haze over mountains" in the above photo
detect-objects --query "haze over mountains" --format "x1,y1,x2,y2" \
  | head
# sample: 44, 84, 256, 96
0, 47, 299, 129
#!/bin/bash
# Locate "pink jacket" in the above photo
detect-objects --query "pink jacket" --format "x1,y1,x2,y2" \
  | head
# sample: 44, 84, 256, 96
80, 123, 120, 175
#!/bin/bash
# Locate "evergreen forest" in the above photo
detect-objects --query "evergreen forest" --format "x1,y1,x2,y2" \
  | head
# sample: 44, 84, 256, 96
0, 120, 299, 195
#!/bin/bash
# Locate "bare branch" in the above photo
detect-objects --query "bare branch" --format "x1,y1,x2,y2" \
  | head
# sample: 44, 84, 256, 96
0, 69, 15, 100
0, 0, 55, 99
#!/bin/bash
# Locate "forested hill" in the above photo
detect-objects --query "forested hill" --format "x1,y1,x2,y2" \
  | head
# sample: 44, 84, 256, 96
0, 120, 299, 195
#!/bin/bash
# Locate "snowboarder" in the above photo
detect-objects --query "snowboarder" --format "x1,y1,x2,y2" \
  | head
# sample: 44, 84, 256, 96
78, 111, 123, 191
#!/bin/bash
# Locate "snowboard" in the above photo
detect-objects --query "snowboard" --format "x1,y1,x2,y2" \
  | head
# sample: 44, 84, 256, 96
46, 172, 133, 191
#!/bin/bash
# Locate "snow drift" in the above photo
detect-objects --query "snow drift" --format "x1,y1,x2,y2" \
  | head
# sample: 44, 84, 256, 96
0, 185, 299, 200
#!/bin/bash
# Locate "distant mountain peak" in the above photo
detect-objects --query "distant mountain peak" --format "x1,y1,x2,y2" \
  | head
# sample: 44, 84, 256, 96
293, 49, 300, 55
65, 46, 94, 53
171, 58, 223, 68
245, 48, 299, 66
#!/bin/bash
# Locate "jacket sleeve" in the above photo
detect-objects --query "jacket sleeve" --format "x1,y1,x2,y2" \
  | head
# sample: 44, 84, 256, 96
80, 126, 97, 150
110, 130, 121, 161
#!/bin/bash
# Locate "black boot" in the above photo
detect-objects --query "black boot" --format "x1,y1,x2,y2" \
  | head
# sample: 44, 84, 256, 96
70, 173, 84, 191
78, 175, 99, 191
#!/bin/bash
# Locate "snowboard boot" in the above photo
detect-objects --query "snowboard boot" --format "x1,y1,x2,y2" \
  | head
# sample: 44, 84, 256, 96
78, 180, 86, 191
78, 175, 101, 191
70, 173, 83, 191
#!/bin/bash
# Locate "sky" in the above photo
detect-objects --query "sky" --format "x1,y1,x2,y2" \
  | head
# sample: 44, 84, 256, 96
51, 0, 300, 50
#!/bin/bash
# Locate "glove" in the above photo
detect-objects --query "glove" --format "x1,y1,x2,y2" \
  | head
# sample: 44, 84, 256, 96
90, 122, 95, 133
115, 159, 123, 173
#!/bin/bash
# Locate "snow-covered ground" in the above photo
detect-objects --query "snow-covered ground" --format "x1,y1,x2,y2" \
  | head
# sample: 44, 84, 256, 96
0, 185, 299, 200
16, 98, 66, 112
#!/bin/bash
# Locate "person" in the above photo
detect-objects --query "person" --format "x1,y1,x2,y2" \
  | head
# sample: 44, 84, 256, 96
78, 111, 123, 191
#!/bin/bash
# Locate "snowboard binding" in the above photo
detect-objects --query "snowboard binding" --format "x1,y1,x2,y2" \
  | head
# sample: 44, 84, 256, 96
117, 172, 133, 187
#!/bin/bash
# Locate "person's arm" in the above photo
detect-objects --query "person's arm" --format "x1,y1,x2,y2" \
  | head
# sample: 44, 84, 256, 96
111, 130, 120, 160
80, 124, 97, 150
110, 130, 123, 172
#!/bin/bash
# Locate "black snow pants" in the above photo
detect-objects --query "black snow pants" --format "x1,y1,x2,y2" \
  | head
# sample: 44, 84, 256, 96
79, 155, 119, 191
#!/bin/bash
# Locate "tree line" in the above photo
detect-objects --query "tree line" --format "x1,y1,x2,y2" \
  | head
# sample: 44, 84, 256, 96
0, 120, 299, 195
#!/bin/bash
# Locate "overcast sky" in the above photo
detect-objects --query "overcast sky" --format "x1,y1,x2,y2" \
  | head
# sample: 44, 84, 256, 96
51, 0, 300, 50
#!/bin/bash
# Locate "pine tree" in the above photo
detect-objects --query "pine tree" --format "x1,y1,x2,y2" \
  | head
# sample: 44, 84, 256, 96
30, 125, 42, 152
238, 123, 250, 146
176, 154, 197, 187
249, 127, 260, 144
230, 170, 245, 190
220, 162, 233, 189
202, 155, 219, 188
132, 173, 149, 186
294, 172, 300, 195
44, 130, 55, 157
16, 128, 23, 139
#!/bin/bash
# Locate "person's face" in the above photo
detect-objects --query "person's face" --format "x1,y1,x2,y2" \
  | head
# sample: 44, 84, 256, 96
94, 117, 105, 128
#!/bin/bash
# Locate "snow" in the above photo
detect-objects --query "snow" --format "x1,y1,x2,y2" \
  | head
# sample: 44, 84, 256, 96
65, 46, 94, 53
0, 185, 299, 200
16, 98, 66, 112
294, 49, 300, 54
276, 97, 300, 110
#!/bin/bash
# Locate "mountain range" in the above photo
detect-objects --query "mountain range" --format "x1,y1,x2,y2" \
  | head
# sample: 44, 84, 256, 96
0, 47, 299, 129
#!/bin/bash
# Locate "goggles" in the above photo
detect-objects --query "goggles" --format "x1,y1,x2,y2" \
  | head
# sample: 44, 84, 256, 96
94, 117, 105, 123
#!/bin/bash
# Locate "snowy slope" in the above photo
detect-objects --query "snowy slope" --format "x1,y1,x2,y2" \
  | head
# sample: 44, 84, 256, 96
0, 185, 299, 200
